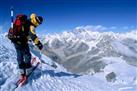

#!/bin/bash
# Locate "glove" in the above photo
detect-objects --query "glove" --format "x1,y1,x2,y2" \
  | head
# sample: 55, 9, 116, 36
36, 42, 43, 50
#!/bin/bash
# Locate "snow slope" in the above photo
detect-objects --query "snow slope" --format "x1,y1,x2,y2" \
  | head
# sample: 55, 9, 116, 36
0, 30, 137, 91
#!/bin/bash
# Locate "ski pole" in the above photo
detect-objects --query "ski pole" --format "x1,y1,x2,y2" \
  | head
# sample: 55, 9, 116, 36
31, 46, 57, 69
40, 51, 44, 78
41, 50, 57, 69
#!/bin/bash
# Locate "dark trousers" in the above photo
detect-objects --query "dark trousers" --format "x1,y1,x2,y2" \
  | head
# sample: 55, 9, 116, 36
14, 43, 32, 69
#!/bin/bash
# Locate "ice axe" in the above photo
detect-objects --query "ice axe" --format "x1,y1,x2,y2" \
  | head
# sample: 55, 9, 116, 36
10, 6, 14, 28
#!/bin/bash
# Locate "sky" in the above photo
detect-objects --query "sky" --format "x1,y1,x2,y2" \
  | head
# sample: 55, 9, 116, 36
0, 0, 136, 34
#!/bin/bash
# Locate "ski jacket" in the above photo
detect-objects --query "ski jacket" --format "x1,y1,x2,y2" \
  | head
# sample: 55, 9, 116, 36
14, 20, 42, 46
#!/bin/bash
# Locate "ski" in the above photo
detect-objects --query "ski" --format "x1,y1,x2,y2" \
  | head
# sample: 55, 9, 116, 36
19, 62, 40, 86
14, 62, 40, 90
14, 57, 40, 90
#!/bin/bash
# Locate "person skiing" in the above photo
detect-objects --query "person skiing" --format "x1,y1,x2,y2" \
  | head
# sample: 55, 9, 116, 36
8, 13, 43, 79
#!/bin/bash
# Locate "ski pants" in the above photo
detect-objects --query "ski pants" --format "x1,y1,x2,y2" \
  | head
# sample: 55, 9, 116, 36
14, 43, 32, 69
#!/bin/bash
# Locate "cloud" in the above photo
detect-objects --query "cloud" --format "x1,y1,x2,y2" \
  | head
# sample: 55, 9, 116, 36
75, 25, 108, 31
92, 25, 107, 31
122, 26, 137, 31
75, 25, 137, 32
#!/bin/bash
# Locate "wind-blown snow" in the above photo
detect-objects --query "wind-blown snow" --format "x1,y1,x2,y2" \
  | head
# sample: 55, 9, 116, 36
0, 27, 137, 91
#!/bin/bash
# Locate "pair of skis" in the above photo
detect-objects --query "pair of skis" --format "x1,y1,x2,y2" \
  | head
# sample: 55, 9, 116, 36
14, 57, 40, 90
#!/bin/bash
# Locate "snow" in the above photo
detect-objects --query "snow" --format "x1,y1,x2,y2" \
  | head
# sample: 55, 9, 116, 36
0, 28, 137, 91
102, 57, 137, 83
111, 41, 137, 58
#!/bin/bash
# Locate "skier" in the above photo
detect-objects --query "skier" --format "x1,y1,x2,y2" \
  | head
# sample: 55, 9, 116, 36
9, 13, 43, 80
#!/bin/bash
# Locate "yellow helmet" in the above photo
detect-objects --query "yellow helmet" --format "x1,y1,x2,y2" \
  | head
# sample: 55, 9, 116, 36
30, 13, 43, 26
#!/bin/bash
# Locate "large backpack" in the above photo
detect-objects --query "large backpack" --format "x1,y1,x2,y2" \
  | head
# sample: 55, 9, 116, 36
8, 14, 28, 43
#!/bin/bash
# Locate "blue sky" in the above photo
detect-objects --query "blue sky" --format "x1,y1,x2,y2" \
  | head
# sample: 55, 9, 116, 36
0, 0, 136, 34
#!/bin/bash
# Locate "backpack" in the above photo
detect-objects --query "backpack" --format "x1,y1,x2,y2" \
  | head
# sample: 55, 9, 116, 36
8, 14, 28, 43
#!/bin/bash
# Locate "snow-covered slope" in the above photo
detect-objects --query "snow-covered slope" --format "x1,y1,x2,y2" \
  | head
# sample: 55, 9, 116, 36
41, 28, 137, 75
0, 29, 137, 91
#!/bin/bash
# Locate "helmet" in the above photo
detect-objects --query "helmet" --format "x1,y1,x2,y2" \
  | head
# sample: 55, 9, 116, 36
30, 13, 43, 26
36, 16, 43, 24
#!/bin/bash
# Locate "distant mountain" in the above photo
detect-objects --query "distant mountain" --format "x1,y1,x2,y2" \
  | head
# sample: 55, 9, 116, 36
41, 28, 137, 75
